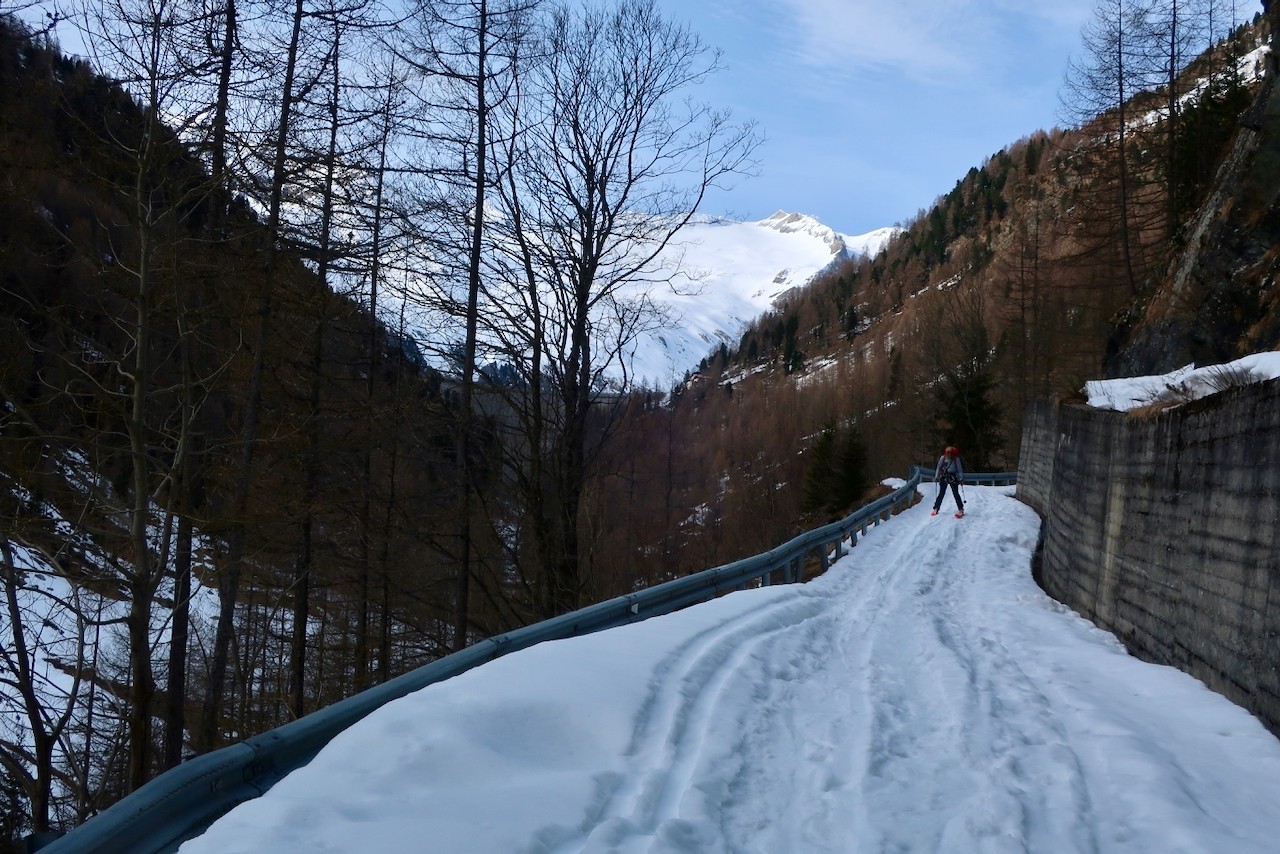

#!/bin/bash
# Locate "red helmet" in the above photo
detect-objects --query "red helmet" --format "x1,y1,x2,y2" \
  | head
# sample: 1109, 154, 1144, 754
944, 446, 958, 456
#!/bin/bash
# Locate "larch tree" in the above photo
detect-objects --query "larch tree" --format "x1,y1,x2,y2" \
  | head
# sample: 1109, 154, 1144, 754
0, 535, 89, 834
200, 0, 315, 751
1062, 0, 1157, 297
67, 0, 231, 789
397, 0, 542, 650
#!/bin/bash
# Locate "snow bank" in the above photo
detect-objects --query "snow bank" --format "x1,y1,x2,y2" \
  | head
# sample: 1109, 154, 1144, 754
1084, 352, 1280, 411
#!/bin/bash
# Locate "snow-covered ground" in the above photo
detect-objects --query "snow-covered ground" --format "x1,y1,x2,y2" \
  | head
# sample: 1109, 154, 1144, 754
179, 483, 1280, 853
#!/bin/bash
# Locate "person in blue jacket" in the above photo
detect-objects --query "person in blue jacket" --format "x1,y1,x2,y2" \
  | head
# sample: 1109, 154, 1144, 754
931, 446, 965, 517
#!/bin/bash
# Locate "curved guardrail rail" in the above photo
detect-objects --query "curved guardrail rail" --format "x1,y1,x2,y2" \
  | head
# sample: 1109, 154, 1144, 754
39, 468, 1014, 853
909, 464, 1019, 486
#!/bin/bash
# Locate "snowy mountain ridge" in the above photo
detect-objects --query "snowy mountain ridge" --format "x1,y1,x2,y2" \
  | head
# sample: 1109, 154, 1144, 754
624, 211, 899, 386
755, 210, 895, 257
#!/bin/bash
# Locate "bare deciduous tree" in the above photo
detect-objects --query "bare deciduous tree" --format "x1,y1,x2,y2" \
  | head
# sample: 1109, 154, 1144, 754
0, 536, 87, 834
487, 0, 759, 617
1062, 0, 1156, 297
66, 0, 227, 788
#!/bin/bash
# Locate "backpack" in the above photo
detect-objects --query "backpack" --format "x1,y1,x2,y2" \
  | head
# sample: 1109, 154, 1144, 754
939, 449, 961, 483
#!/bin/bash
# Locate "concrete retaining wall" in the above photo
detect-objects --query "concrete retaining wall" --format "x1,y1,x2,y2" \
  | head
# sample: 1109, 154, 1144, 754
1017, 380, 1280, 737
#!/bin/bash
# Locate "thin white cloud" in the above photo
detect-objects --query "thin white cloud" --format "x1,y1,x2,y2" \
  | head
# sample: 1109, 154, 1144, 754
777, 0, 972, 80
774, 0, 1093, 87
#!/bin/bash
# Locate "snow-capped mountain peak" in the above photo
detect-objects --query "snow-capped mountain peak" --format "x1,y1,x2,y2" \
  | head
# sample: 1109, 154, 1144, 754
623, 212, 899, 386
757, 210, 900, 261
758, 210, 849, 255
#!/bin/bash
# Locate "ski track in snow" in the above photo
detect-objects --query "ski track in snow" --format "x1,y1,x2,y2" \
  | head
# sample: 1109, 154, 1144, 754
527, 574, 837, 853
837, 497, 1098, 853
183, 485, 1280, 854
530, 487, 1276, 853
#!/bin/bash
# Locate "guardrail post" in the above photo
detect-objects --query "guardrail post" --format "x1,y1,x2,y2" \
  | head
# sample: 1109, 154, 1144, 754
26, 831, 64, 852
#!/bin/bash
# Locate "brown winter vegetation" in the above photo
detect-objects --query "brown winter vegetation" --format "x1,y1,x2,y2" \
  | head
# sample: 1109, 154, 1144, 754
2, 1, 1280, 845
581, 5, 1279, 590
0, 14, 471, 830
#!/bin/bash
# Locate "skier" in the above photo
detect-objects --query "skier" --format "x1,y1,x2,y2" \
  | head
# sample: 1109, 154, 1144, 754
931, 446, 965, 518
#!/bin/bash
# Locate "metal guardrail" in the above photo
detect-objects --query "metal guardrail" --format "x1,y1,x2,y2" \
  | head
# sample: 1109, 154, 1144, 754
38, 468, 1012, 853
910, 465, 1019, 486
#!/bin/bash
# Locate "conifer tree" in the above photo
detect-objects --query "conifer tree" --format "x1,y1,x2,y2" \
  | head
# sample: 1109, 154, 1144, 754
800, 424, 838, 515
801, 421, 869, 516
1062, 0, 1156, 296
834, 425, 871, 509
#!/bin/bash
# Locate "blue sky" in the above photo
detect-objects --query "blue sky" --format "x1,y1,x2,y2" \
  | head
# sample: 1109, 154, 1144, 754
653, 0, 1099, 236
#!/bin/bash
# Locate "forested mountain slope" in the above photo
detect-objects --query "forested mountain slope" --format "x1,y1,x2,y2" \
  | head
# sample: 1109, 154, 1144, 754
0, 15, 471, 838
583, 6, 1280, 582
3, 2, 1280, 847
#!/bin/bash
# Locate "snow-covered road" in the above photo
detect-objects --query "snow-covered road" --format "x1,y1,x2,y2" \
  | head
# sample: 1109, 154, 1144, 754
181, 484, 1280, 853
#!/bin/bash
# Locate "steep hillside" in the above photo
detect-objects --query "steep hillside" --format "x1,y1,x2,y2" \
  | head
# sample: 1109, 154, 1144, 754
1110, 12, 1280, 372
582, 10, 1279, 582
0, 16, 476, 832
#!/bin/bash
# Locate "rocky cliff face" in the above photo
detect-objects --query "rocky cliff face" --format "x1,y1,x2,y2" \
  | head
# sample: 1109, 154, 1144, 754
1111, 7, 1280, 374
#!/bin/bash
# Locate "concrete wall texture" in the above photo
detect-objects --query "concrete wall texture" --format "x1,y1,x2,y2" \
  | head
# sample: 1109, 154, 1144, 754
1017, 379, 1280, 737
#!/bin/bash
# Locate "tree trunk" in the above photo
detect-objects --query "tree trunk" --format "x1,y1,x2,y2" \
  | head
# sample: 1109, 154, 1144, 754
209, 0, 236, 231
453, 0, 492, 652
163, 513, 192, 768
203, 0, 304, 750
1, 539, 55, 832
